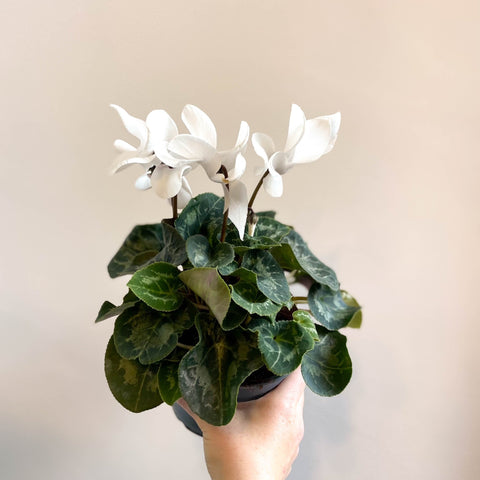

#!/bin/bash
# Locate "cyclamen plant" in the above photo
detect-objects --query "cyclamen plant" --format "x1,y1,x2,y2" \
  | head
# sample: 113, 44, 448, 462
97, 103, 362, 426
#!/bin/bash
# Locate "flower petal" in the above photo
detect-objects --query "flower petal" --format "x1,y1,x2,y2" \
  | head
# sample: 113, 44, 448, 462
168, 134, 216, 161
291, 112, 341, 164
263, 167, 284, 197
252, 132, 275, 168
135, 173, 152, 190
270, 151, 290, 175
225, 181, 248, 240
227, 152, 246, 182
284, 104, 306, 153
110, 153, 154, 175
146, 109, 178, 153
110, 104, 148, 149
150, 165, 187, 199
234, 121, 250, 151
181, 104, 217, 148
114, 139, 136, 152
177, 177, 193, 209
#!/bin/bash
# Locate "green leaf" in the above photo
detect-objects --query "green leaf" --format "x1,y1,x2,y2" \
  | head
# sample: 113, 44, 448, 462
249, 319, 315, 376
179, 268, 231, 325
108, 223, 187, 278
308, 283, 361, 330
222, 301, 249, 331
186, 234, 235, 268
158, 361, 182, 406
341, 290, 363, 328
292, 310, 319, 341
232, 236, 281, 254
114, 302, 195, 365
218, 260, 239, 276
104, 336, 163, 413
253, 216, 291, 241
242, 250, 291, 304
127, 262, 184, 312
175, 193, 224, 240
273, 230, 339, 291
256, 210, 276, 218
301, 325, 352, 396
178, 314, 263, 425
95, 290, 139, 323
229, 268, 282, 318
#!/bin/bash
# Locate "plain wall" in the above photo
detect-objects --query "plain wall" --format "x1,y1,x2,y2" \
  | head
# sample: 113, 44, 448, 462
1, 1, 479, 479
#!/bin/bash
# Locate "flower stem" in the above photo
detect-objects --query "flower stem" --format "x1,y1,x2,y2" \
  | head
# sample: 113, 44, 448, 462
172, 195, 178, 220
220, 209, 229, 242
248, 170, 269, 209
219, 165, 229, 242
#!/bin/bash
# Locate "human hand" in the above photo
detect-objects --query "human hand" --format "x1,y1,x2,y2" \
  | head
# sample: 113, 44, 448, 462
177, 368, 306, 480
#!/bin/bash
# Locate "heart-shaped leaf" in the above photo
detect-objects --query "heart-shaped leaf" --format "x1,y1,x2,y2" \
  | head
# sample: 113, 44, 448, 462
179, 268, 231, 325
221, 301, 249, 331
175, 193, 224, 240
229, 268, 282, 318
249, 319, 314, 376
308, 283, 361, 330
158, 360, 182, 406
128, 262, 184, 312
301, 325, 352, 396
108, 223, 187, 278
241, 250, 291, 304
114, 302, 195, 365
272, 230, 339, 291
341, 290, 363, 328
178, 314, 263, 425
186, 234, 235, 268
253, 216, 291, 241
95, 290, 139, 323
104, 336, 163, 413
292, 310, 319, 341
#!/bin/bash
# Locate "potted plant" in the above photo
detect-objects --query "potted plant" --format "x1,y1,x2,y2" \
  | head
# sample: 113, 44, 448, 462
96, 103, 362, 432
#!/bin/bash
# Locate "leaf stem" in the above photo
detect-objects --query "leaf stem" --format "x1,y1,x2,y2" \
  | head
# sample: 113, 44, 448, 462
176, 342, 193, 350
292, 296, 309, 304
248, 170, 269, 209
191, 302, 210, 311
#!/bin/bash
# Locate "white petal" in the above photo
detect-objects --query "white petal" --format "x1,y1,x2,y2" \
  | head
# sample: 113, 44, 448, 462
110, 104, 148, 149
234, 121, 250, 151
214, 150, 237, 175
154, 141, 185, 168
110, 152, 154, 174
227, 153, 246, 182
181, 104, 217, 148
291, 112, 341, 164
168, 134, 216, 161
177, 177, 193, 209
225, 181, 248, 240
284, 104, 306, 152
150, 165, 187, 199
114, 139, 136, 152
135, 173, 152, 190
146, 109, 178, 152
269, 151, 290, 176
252, 132, 275, 167
264, 168, 284, 197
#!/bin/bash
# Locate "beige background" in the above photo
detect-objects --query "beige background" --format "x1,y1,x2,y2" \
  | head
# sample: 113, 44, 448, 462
1, 0, 479, 479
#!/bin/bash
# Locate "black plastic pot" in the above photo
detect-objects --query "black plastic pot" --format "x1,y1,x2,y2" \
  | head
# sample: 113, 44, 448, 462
173, 373, 286, 436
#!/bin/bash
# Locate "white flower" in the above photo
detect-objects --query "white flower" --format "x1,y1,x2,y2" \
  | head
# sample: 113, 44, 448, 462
252, 104, 341, 197
167, 105, 250, 239
110, 104, 196, 207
